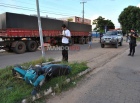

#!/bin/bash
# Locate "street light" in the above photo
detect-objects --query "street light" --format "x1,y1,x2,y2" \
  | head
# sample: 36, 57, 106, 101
80, 1, 86, 23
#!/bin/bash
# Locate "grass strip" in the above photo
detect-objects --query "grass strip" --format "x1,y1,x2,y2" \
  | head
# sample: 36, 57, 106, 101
0, 58, 88, 103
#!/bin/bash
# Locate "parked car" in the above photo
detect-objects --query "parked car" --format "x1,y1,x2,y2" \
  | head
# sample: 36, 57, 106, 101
101, 30, 123, 48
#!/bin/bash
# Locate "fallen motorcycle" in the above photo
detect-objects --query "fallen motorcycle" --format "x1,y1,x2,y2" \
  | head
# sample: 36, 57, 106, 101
12, 62, 71, 95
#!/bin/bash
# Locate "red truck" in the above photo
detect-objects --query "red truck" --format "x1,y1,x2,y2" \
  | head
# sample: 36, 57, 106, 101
0, 12, 92, 54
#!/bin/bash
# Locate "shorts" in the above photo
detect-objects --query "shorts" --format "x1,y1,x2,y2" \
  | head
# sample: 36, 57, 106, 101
88, 41, 92, 45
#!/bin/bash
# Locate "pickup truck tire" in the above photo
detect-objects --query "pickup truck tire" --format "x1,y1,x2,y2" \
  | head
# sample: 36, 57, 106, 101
119, 39, 123, 46
13, 41, 26, 54
101, 44, 105, 48
115, 42, 118, 48
27, 41, 38, 52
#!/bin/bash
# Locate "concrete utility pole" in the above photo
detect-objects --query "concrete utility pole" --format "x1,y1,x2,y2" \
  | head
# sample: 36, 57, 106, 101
36, 0, 45, 58
80, 1, 86, 23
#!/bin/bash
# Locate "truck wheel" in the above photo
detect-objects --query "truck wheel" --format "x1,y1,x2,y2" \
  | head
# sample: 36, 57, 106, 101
13, 41, 26, 54
78, 38, 81, 44
27, 41, 38, 52
80, 38, 85, 44
85, 37, 89, 44
101, 44, 105, 48
74, 38, 78, 43
69, 38, 74, 46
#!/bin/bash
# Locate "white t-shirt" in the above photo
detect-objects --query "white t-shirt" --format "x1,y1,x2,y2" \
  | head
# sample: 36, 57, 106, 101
62, 29, 71, 44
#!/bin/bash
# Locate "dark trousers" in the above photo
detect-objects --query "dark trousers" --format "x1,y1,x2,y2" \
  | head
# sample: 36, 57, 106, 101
62, 43, 69, 62
129, 42, 136, 55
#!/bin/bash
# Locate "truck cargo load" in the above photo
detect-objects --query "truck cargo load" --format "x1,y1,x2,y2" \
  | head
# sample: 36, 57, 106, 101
0, 12, 92, 54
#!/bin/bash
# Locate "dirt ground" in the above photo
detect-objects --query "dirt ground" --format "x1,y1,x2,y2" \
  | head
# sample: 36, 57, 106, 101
45, 38, 130, 103
69, 38, 129, 69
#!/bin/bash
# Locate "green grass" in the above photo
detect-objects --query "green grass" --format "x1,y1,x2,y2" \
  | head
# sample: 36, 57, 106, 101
137, 37, 140, 41
47, 58, 55, 62
0, 59, 88, 103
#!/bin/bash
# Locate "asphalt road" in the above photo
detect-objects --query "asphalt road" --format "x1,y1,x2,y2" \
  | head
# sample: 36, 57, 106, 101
47, 44, 140, 103
0, 41, 100, 68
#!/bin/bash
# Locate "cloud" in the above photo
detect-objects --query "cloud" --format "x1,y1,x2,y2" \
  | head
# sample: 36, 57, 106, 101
89, 14, 100, 29
90, 14, 99, 21
137, 3, 140, 8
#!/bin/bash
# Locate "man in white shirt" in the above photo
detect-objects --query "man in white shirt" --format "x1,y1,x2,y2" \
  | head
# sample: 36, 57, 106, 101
61, 24, 71, 62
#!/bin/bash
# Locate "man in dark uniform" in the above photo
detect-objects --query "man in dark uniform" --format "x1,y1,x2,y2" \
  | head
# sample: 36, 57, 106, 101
128, 29, 138, 56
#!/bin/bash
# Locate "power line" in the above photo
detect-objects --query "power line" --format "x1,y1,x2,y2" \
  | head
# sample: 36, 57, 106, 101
41, 0, 82, 13
0, 3, 76, 17
10, 0, 82, 16
0, 3, 74, 16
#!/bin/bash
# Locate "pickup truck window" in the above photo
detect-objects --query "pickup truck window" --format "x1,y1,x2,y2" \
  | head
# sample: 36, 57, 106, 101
105, 31, 117, 36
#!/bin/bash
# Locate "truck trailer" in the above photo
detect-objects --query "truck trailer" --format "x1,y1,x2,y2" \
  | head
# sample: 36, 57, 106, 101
0, 12, 92, 54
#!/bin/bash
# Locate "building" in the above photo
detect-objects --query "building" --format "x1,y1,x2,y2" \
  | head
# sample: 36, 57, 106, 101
59, 16, 91, 25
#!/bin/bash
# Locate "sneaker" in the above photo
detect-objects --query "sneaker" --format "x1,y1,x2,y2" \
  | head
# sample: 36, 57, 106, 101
131, 54, 134, 56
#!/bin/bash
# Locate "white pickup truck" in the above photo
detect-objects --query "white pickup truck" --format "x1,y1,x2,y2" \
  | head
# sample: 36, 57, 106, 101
101, 30, 123, 48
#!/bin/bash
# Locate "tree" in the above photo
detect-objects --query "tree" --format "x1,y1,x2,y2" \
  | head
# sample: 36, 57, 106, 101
92, 16, 115, 33
118, 6, 140, 33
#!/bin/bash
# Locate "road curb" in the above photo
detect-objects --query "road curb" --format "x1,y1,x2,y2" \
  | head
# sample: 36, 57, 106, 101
21, 67, 92, 103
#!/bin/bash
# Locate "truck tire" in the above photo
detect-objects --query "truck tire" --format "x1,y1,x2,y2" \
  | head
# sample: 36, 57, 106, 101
101, 44, 105, 48
27, 41, 38, 52
69, 38, 74, 46
85, 37, 89, 44
79, 38, 82, 44
80, 38, 85, 44
74, 38, 78, 44
13, 41, 26, 54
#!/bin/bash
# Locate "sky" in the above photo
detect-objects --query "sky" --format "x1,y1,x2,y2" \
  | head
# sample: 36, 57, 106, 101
0, 0, 140, 29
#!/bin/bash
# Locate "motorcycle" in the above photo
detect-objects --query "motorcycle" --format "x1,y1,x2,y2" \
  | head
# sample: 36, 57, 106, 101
12, 62, 71, 95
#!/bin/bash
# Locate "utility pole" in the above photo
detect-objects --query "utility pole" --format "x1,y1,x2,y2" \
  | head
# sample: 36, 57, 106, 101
36, 0, 45, 58
80, 1, 86, 23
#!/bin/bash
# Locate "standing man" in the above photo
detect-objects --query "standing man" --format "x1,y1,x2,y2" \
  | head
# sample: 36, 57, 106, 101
88, 32, 92, 49
128, 29, 138, 56
99, 32, 103, 43
61, 24, 71, 62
